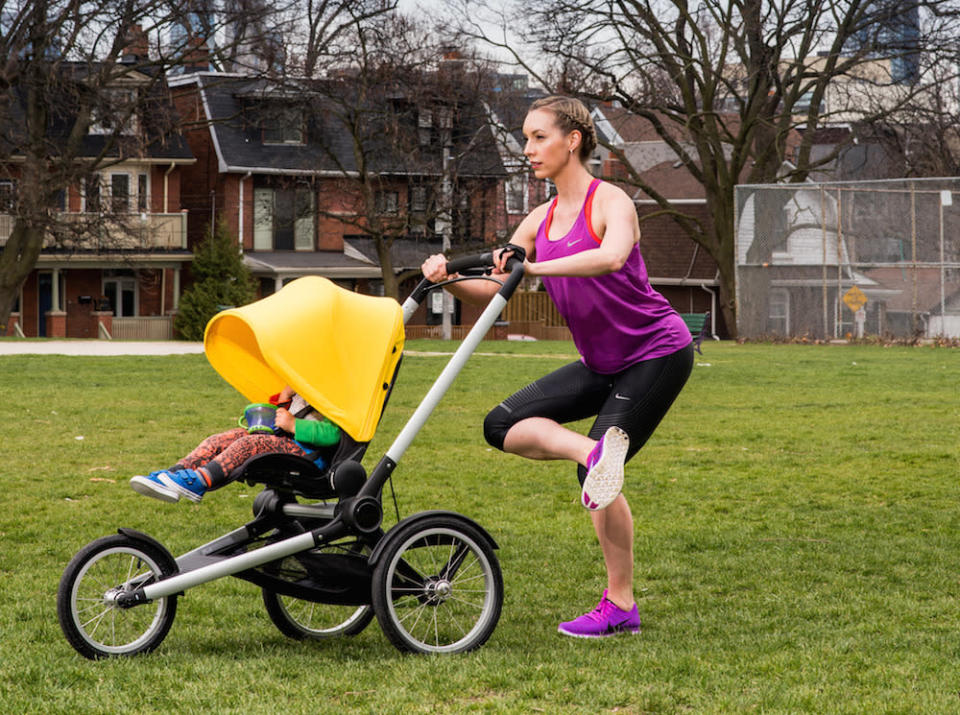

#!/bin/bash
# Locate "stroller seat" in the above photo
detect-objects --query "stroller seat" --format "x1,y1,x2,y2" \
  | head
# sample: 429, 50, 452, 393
230, 431, 372, 501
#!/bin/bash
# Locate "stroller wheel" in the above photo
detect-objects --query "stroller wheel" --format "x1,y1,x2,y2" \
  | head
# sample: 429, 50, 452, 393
372, 515, 503, 654
262, 591, 373, 639
57, 533, 178, 659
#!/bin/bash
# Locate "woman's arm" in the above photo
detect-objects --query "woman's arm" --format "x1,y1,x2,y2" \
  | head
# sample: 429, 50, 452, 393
421, 203, 546, 306
525, 185, 638, 278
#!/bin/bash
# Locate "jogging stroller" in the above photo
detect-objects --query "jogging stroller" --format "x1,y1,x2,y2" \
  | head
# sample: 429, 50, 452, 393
57, 250, 525, 658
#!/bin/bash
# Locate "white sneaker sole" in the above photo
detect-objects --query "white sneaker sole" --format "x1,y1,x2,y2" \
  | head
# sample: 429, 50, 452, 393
130, 475, 180, 503
581, 426, 629, 511
157, 473, 204, 503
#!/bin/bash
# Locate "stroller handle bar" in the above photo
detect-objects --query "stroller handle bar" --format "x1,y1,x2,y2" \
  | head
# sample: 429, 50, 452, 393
403, 245, 526, 323
380, 247, 525, 479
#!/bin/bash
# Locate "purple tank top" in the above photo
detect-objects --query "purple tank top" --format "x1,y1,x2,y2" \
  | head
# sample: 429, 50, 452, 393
536, 179, 691, 374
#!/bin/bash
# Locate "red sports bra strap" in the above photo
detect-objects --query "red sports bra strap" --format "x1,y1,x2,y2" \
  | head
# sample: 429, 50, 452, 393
543, 196, 559, 237
584, 179, 603, 244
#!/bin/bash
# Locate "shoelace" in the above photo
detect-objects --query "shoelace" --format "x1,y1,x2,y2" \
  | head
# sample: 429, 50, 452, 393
586, 598, 617, 622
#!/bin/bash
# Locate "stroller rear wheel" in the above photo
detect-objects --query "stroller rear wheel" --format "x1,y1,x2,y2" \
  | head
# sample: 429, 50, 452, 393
57, 533, 178, 659
262, 591, 373, 639
371, 515, 503, 654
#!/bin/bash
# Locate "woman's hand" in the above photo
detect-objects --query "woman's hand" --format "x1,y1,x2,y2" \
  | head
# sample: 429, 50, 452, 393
275, 407, 295, 433
421, 253, 455, 283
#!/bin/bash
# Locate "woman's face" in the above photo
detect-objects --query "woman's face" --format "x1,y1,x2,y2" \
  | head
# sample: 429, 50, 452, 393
522, 108, 578, 179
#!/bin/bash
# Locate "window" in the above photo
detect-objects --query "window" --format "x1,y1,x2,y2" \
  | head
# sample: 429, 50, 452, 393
253, 186, 315, 250
89, 89, 138, 136
110, 173, 131, 213
84, 175, 101, 213
263, 106, 305, 145
102, 272, 137, 317
418, 109, 432, 146
137, 173, 149, 211
410, 185, 428, 214
505, 172, 526, 214
0, 180, 15, 212
376, 191, 399, 215
769, 289, 790, 335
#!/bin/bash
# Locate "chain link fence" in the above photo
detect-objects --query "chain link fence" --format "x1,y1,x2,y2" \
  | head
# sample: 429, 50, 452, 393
735, 178, 960, 340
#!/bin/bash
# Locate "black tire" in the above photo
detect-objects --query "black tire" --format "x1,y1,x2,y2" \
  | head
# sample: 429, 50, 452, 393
371, 515, 503, 654
262, 591, 374, 639
57, 534, 178, 659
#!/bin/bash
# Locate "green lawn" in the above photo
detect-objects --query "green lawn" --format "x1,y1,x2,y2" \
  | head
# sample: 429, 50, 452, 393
1, 341, 959, 713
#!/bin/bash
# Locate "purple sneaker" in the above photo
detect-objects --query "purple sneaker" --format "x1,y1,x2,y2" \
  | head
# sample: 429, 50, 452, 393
558, 590, 641, 638
581, 426, 629, 511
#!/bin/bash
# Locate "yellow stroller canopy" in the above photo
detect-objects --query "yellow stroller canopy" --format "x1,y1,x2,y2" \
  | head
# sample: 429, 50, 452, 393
204, 277, 404, 442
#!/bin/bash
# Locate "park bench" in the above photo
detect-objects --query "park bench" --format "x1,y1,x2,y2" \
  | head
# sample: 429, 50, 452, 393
680, 311, 711, 354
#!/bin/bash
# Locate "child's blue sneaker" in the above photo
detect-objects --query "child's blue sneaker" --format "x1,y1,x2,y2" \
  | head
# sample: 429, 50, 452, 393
130, 471, 180, 503
157, 469, 209, 503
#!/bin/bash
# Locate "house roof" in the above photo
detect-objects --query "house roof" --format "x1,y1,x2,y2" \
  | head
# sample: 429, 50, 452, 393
861, 266, 960, 313
182, 73, 509, 179
242, 237, 443, 278
1, 62, 193, 162
243, 249, 382, 278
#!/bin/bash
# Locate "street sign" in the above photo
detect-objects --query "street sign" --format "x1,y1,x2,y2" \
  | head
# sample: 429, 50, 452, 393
843, 285, 867, 312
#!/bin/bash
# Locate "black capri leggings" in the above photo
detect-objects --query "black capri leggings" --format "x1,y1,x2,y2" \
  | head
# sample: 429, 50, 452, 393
483, 343, 694, 484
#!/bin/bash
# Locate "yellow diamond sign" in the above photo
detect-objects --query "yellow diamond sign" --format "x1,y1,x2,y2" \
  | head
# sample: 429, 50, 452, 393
843, 285, 867, 312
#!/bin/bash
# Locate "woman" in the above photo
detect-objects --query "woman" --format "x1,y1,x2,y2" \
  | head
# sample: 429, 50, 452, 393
421, 96, 694, 638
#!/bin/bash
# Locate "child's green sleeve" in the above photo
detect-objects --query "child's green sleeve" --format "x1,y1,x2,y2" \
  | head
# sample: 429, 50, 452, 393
294, 417, 341, 447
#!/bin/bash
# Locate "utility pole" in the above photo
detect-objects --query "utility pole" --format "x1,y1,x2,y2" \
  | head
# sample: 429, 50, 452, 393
440, 111, 454, 340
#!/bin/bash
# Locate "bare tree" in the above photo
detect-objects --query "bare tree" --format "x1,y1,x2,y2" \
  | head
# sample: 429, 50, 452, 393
290, 14, 506, 299
452, 0, 960, 334
0, 0, 292, 332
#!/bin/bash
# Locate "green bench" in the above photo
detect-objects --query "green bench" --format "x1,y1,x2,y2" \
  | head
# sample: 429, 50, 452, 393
680, 311, 711, 354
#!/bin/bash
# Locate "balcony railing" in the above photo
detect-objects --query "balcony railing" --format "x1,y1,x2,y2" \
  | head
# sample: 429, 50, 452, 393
0, 211, 187, 252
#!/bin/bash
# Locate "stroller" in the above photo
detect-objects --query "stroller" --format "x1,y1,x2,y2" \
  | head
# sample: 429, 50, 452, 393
57, 250, 525, 658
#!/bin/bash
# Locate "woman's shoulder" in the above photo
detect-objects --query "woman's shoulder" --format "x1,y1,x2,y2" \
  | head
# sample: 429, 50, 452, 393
593, 180, 634, 207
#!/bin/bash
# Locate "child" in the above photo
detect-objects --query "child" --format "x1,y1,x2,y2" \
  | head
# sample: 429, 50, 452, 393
130, 385, 341, 503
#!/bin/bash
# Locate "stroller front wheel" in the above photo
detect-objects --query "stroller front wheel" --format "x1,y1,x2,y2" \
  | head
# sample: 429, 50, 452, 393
57, 534, 178, 659
371, 515, 503, 654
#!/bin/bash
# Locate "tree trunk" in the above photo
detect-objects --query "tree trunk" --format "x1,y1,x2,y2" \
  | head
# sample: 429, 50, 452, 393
0, 220, 45, 331
373, 235, 398, 301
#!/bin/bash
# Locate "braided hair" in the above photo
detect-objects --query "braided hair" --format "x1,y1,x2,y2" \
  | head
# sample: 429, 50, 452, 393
529, 95, 598, 162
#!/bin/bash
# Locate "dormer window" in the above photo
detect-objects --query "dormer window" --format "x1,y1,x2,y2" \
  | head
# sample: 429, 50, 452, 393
89, 88, 138, 136
263, 106, 305, 145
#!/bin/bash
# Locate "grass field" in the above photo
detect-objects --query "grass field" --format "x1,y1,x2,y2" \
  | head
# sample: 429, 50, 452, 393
1, 340, 959, 713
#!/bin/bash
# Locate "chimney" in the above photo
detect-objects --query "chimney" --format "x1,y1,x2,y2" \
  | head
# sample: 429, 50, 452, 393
121, 24, 149, 63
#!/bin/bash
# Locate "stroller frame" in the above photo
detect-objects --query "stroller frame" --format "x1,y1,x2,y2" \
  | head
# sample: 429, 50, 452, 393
57, 252, 525, 657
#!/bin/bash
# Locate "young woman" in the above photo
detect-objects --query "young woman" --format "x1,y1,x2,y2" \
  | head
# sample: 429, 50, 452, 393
421, 96, 694, 638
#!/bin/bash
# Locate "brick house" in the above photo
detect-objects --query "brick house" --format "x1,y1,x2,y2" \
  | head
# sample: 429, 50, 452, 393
168, 66, 531, 327
592, 104, 726, 337
1, 62, 195, 338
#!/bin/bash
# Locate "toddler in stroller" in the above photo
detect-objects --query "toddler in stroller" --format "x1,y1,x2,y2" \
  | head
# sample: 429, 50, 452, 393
129, 385, 341, 503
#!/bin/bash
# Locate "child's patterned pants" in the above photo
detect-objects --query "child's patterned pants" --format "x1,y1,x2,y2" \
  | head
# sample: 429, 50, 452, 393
178, 427, 308, 488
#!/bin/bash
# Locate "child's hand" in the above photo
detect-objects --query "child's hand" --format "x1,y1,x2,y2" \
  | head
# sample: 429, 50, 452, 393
275, 407, 295, 433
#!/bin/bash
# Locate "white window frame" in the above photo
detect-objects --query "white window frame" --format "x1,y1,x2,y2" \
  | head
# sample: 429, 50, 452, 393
769, 288, 790, 335
109, 172, 132, 213
505, 171, 527, 214
253, 187, 274, 250
82, 174, 102, 213
102, 275, 138, 317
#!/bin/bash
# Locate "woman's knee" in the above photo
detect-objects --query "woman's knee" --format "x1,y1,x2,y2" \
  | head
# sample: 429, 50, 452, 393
483, 404, 513, 452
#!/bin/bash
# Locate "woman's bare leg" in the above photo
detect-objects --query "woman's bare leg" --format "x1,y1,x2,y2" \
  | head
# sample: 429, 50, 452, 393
591, 494, 635, 609
504, 418, 635, 609
502, 417, 594, 463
